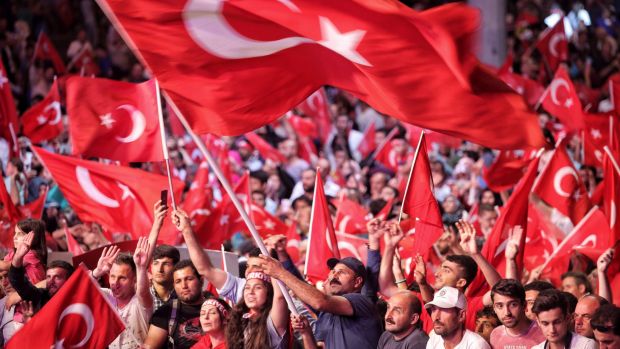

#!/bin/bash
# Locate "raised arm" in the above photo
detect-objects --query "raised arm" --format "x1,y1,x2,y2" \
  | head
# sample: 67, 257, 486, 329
269, 275, 290, 336
597, 247, 614, 302
147, 200, 168, 258
457, 220, 501, 288
504, 227, 522, 281
378, 221, 402, 298
259, 255, 354, 316
92, 245, 120, 279
133, 237, 154, 309
172, 209, 228, 289
8, 233, 41, 303
291, 314, 319, 349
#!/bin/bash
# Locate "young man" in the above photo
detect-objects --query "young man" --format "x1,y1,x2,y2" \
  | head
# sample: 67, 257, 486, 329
524, 281, 555, 321
590, 304, 620, 349
531, 289, 596, 349
425, 286, 490, 348
561, 272, 592, 300
92, 238, 154, 348
574, 294, 608, 339
149, 245, 180, 311
378, 291, 428, 349
490, 279, 546, 348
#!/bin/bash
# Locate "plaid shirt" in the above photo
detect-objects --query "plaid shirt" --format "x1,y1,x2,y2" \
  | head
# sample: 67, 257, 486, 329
149, 284, 177, 311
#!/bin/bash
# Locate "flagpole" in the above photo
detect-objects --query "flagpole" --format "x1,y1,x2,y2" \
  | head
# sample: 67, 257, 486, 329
538, 206, 598, 273
221, 244, 228, 273
164, 92, 298, 315
398, 131, 425, 223
155, 79, 177, 210
603, 146, 620, 175
303, 169, 320, 278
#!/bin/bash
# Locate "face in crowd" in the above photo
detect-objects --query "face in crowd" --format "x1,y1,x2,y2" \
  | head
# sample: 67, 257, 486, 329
325, 263, 362, 296
200, 300, 228, 334
150, 256, 176, 286
384, 292, 420, 338
109, 262, 136, 301
174, 266, 203, 304
428, 305, 465, 338
46, 267, 70, 296
537, 307, 570, 345
243, 278, 271, 311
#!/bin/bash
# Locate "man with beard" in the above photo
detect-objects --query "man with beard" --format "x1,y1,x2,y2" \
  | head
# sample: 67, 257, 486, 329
425, 286, 490, 348
490, 279, 545, 348
149, 245, 180, 311
91, 238, 153, 348
378, 291, 428, 349
573, 294, 608, 340
9, 231, 74, 310
259, 254, 382, 349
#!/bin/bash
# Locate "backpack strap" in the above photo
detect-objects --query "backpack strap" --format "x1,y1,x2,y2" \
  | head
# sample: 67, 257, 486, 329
167, 299, 179, 348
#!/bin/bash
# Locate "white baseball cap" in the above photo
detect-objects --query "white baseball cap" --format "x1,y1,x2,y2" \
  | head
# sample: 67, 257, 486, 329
424, 286, 467, 310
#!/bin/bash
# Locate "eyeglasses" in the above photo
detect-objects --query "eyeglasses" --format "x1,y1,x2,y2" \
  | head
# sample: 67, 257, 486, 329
573, 313, 593, 322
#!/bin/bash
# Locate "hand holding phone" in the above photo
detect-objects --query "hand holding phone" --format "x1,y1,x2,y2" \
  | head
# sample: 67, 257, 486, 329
161, 190, 168, 209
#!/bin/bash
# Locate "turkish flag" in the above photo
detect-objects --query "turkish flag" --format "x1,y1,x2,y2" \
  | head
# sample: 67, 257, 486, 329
375, 197, 394, 220
65, 227, 85, 256
536, 19, 568, 71
533, 144, 591, 223
296, 88, 332, 143
336, 232, 368, 264
250, 204, 289, 238
602, 151, 620, 240
399, 134, 443, 259
285, 223, 301, 263
18, 189, 48, 220
374, 129, 406, 172
99, 0, 543, 150
288, 114, 318, 139
67, 77, 163, 162
334, 194, 369, 235
583, 113, 614, 167
524, 204, 561, 273
69, 48, 99, 76
498, 70, 545, 110
358, 122, 377, 159
0, 60, 18, 155
22, 79, 63, 143
244, 132, 287, 163
541, 66, 585, 131
483, 149, 537, 192
33, 147, 184, 240
34, 31, 67, 74
305, 173, 340, 283
5, 265, 124, 349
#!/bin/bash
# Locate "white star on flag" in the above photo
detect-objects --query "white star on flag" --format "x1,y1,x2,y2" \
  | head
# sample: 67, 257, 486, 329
590, 128, 602, 139
318, 17, 370, 67
99, 113, 116, 129
220, 214, 229, 226
118, 183, 136, 200
263, 219, 276, 230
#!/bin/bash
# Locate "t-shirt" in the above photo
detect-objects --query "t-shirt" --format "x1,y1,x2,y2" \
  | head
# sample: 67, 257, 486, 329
102, 289, 153, 349
530, 332, 597, 349
315, 293, 382, 349
490, 321, 546, 349
190, 335, 226, 349
426, 329, 491, 349
217, 273, 245, 304
150, 301, 203, 349
377, 328, 429, 349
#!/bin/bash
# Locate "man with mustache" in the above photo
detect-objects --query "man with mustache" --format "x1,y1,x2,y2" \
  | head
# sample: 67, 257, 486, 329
378, 291, 428, 349
425, 286, 490, 348
490, 279, 545, 348
574, 294, 608, 340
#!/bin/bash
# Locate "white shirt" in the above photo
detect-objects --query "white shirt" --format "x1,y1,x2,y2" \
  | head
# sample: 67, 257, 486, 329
102, 289, 153, 349
531, 332, 597, 349
426, 329, 491, 349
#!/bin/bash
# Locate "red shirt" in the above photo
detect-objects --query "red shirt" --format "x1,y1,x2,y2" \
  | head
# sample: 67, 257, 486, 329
190, 335, 226, 349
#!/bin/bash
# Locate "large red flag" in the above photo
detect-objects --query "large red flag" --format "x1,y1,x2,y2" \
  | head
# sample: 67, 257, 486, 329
0, 60, 18, 155
33, 147, 184, 240
98, 0, 543, 150
602, 151, 620, 240
524, 203, 561, 273
5, 265, 124, 349
541, 66, 585, 131
399, 133, 443, 259
288, 114, 318, 139
334, 194, 370, 235
33, 31, 67, 74
305, 173, 340, 283
583, 113, 614, 167
18, 189, 48, 220
250, 204, 289, 238
22, 79, 63, 143
536, 19, 568, 71
67, 77, 163, 161
533, 144, 591, 223
483, 149, 537, 192
498, 70, 545, 110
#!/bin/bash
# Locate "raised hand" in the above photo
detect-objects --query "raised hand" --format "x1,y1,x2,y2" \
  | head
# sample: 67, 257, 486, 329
456, 220, 478, 255
413, 254, 427, 286
20, 301, 34, 323
505, 226, 523, 261
367, 218, 385, 250
290, 314, 311, 334
598, 247, 615, 273
257, 254, 285, 280
383, 221, 404, 248
93, 245, 120, 278
13, 232, 34, 265
133, 237, 151, 270
152, 200, 168, 231
171, 208, 191, 233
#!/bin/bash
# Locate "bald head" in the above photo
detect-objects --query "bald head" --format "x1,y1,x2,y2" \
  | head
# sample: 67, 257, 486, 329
385, 291, 422, 338
575, 294, 608, 338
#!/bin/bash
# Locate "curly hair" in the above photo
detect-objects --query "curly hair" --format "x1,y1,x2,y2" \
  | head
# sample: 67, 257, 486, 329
225, 280, 274, 349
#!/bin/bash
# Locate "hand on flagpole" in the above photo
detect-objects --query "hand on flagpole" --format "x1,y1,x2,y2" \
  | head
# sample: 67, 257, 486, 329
597, 247, 614, 273
171, 208, 191, 233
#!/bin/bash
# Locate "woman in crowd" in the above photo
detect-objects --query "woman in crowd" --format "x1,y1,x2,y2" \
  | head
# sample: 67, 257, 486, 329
192, 298, 231, 349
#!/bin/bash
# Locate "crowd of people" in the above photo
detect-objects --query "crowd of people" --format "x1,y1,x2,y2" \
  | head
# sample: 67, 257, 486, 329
1, 0, 620, 348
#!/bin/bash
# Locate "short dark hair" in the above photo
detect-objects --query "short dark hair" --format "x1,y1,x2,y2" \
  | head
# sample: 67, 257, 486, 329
591, 304, 620, 336
491, 279, 525, 304
561, 271, 592, 294
152, 245, 180, 265
173, 259, 201, 279
532, 289, 568, 316
476, 306, 500, 323
248, 247, 262, 258
446, 254, 478, 289
524, 280, 555, 292
48, 260, 74, 278
249, 170, 269, 184
114, 254, 136, 274
561, 291, 578, 314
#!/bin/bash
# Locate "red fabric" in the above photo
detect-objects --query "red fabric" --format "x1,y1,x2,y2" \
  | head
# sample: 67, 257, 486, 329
249, 203, 289, 238
285, 223, 301, 264
483, 149, 537, 192
305, 174, 340, 283
399, 134, 443, 259
404, 124, 462, 149
288, 114, 318, 139
296, 88, 331, 144
533, 144, 591, 223
602, 151, 620, 240
66, 77, 164, 162
34, 32, 66, 74
99, 0, 543, 150
334, 195, 369, 235
358, 122, 377, 159
3, 250, 46, 284
582, 113, 613, 167
0, 59, 18, 156
22, 79, 63, 143
69, 48, 99, 76
191, 335, 226, 349
19, 189, 47, 219
374, 132, 403, 173
524, 204, 563, 275
5, 265, 125, 349
33, 147, 184, 241
65, 227, 85, 256
498, 70, 545, 110
541, 66, 585, 131
536, 19, 568, 71
335, 232, 368, 264
72, 240, 139, 270
375, 197, 394, 220
244, 132, 286, 163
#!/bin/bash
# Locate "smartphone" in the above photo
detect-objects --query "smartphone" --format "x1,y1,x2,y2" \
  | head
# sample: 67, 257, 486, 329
161, 189, 168, 209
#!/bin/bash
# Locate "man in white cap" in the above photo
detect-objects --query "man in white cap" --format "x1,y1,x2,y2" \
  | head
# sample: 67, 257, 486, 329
425, 286, 490, 349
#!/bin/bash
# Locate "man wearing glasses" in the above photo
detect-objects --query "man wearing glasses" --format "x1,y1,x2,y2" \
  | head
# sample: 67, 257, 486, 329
591, 304, 620, 349
489, 279, 546, 348
574, 294, 609, 339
